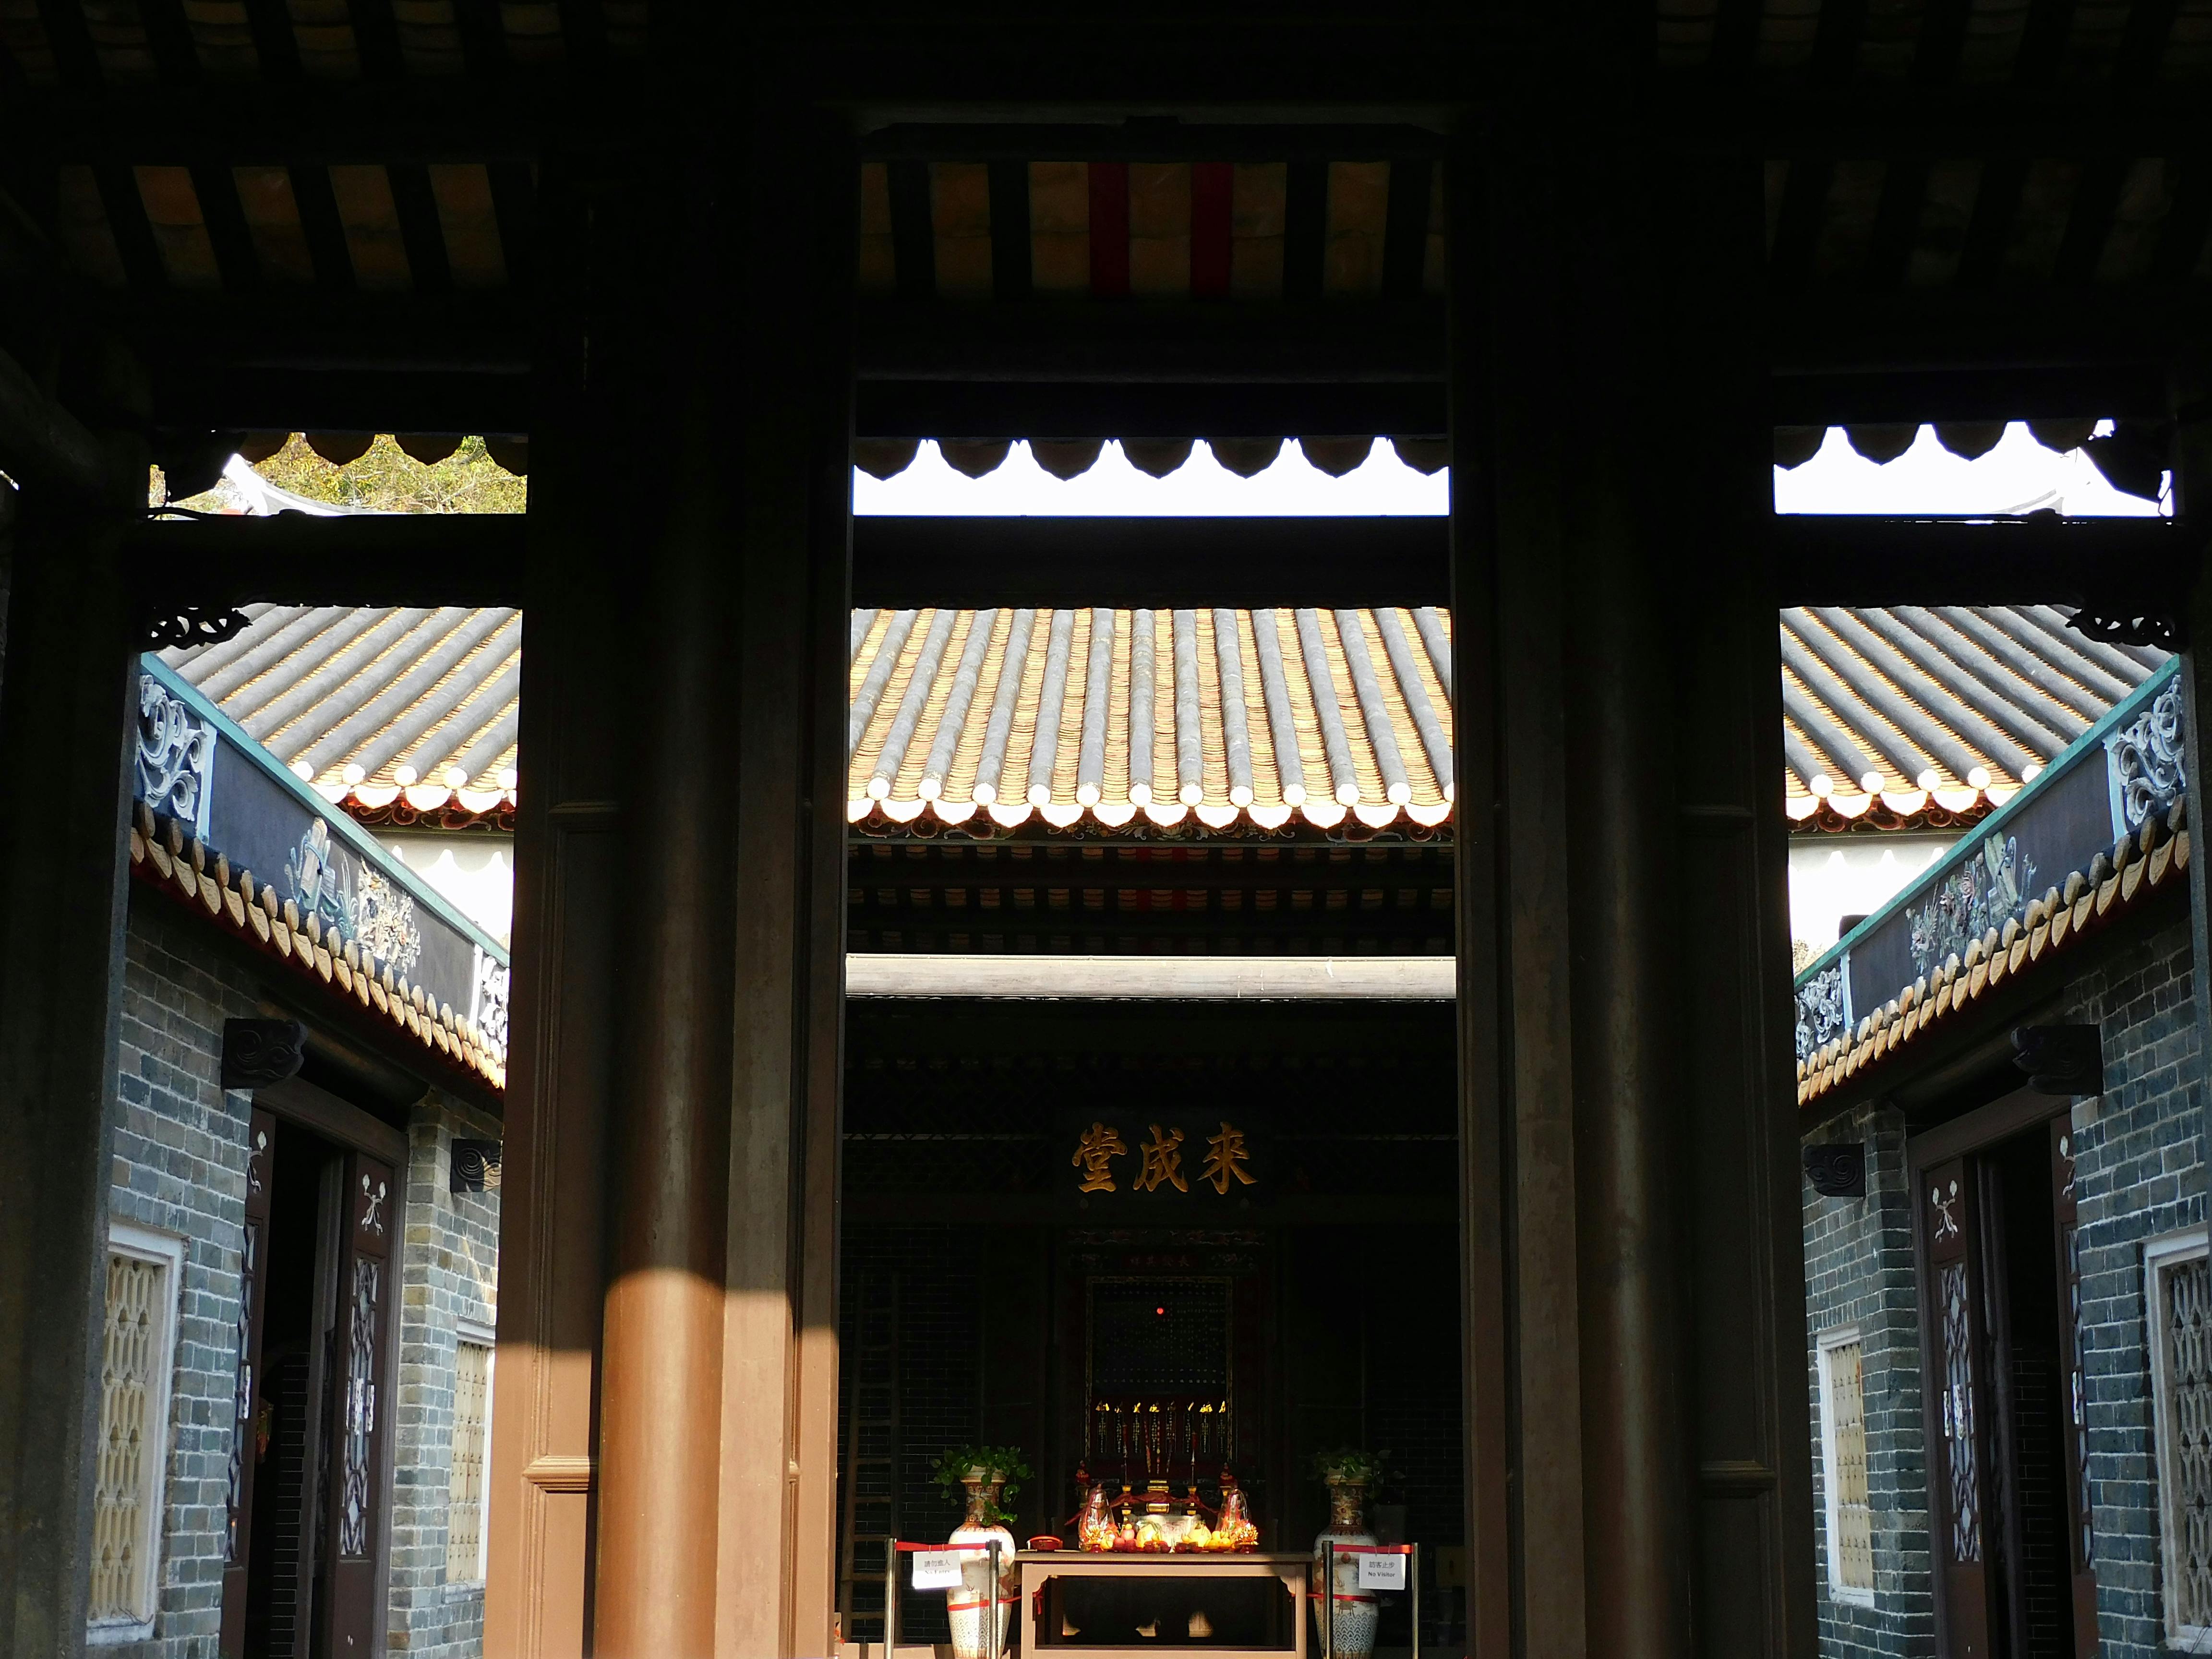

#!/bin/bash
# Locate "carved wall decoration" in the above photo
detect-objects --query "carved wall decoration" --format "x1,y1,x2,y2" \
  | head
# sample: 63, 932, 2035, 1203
225, 1224, 255, 1563
2012, 1024, 2105, 1097
451, 1140, 503, 1194
1940, 1259, 1981, 1562
1796, 961, 1851, 1064
1805, 1143, 1868, 1198
2106, 678, 2187, 835
220, 1019, 308, 1090
135, 673, 215, 837
357, 1172, 388, 1240
354, 866, 423, 980
339, 1258, 379, 1556
469, 945, 509, 1059
1931, 1178, 1962, 1242
1908, 830, 2037, 978
285, 818, 351, 936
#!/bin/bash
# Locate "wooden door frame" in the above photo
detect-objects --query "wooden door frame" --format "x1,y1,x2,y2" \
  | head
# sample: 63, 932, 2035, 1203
252, 1075, 410, 1659
1907, 1086, 2073, 1659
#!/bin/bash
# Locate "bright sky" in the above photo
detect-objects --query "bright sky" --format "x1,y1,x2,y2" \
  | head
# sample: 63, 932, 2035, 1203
854, 422, 2167, 518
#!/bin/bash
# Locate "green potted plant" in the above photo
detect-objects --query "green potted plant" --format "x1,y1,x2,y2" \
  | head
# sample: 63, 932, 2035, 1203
1310, 1448, 1392, 1659
931, 1446, 1032, 1659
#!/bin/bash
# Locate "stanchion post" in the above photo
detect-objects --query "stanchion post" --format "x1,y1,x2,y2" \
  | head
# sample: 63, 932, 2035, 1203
988, 1540, 1002, 1659
1323, 1539, 1334, 1659
1411, 1544, 1421, 1659
885, 1536, 898, 1655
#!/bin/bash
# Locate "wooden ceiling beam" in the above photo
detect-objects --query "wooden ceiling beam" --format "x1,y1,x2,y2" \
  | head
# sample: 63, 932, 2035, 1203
1771, 515, 2195, 611
851, 516, 1450, 608
124, 513, 528, 606
1673, 91, 2212, 159
10, 81, 582, 165
856, 381, 1447, 439
855, 298, 1445, 383
1767, 285, 2208, 374
858, 121, 1448, 161
145, 364, 529, 433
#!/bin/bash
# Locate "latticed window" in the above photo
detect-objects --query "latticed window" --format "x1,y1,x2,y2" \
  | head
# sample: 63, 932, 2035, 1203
446, 1337, 493, 1584
2150, 1231, 2212, 1643
90, 1227, 184, 1636
1818, 1328, 1875, 1604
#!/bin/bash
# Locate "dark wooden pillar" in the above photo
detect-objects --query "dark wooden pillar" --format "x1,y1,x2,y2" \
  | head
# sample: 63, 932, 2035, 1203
591, 142, 744, 1656
714, 104, 854, 1657
1654, 157, 1820, 1659
0, 503, 139, 1659
1450, 104, 1590, 1659
489, 112, 854, 1657
486, 152, 629, 1659
1452, 78, 1815, 1659
1561, 137, 1689, 1659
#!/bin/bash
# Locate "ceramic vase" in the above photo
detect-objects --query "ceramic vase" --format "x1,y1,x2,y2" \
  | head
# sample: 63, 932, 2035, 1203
948, 1473, 1018, 1659
1311, 1477, 1380, 1659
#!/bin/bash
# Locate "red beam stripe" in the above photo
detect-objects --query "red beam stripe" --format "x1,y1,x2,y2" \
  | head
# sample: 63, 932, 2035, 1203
1190, 161, 1231, 299
1089, 161, 1129, 298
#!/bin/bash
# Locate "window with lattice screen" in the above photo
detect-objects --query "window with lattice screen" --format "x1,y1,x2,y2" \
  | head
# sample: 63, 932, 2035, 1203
2149, 1229, 2212, 1645
1818, 1327, 1875, 1605
445, 1335, 492, 1585
89, 1226, 184, 1641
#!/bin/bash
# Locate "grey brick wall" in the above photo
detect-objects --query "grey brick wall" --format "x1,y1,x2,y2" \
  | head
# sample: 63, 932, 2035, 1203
386, 1098, 502, 1659
2062, 919, 2204, 1659
103, 899, 498, 1659
1801, 917, 2205, 1659
1804, 1099, 1934, 1659
103, 904, 263, 1659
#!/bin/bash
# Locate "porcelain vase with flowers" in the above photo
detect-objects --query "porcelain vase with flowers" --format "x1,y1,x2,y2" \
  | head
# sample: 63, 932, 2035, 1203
1310, 1452, 1385, 1659
935, 1448, 1028, 1659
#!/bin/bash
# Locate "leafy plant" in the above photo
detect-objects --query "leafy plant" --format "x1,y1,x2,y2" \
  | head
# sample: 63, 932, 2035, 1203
1311, 1446, 1391, 1486
932, 1446, 1033, 1526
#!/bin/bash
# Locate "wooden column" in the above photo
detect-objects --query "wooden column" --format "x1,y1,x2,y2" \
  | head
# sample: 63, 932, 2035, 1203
485, 155, 633, 1659
1560, 135, 1688, 1659
1653, 157, 1821, 1659
715, 104, 854, 1659
487, 110, 852, 1658
591, 143, 745, 1657
1452, 70, 1815, 1659
0, 502, 139, 1659
1449, 105, 1588, 1659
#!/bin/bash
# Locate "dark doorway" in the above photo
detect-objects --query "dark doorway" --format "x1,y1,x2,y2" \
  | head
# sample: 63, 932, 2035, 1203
1915, 1093, 2097, 1659
225, 1099, 400, 1659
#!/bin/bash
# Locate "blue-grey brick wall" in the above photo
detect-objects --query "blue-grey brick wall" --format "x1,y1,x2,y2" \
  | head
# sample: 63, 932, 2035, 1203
1802, 917, 2204, 1659
1804, 1099, 1934, 1659
386, 1100, 502, 1659
101, 905, 261, 1659
2063, 919, 2204, 1659
102, 899, 498, 1659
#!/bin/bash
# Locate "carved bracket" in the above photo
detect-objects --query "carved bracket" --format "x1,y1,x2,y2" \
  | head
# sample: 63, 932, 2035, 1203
2012, 1023, 2104, 1096
451, 1140, 503, 1194
221, 1018, 308, 1090
2069, 609, 2182, 651
1804, 1143, 1867, 1198
146, 606, 252, 650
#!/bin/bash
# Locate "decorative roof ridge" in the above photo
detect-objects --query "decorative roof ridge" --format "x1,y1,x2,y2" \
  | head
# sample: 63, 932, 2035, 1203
1794, 794, 2187, 1114
142, 654, 510, 967
127, 801, 505, 1095
1793, 657, 2180, 991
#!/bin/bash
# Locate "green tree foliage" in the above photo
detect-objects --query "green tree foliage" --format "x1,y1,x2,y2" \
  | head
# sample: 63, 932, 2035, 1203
173, 434, 526, 515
